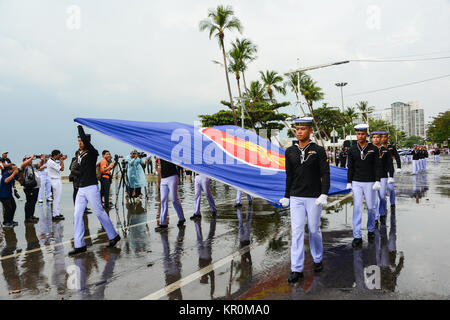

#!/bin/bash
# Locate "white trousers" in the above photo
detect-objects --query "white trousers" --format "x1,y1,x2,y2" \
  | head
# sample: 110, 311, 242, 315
50, 178, 62, 217
422, 158, 427, 171
160, 175, 184, 225
375, 178, 388, 220
387, 179, 395, 205
236, 189, 252, 204
412, 160, 420, 174
352, 181, 377, 239
434, 155, 440, 163
407, 155, 412, 163
38, 174, 52, 201
290, 197, 323, 273
73, 184, 118, 248
194, 174, 216, 214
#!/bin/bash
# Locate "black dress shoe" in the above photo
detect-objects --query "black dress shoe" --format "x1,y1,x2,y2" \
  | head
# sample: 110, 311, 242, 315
155, 225, 168, 232
31, 216, 39, 221
69, 246, 87, 256
190, 214, 201, 221
177, 219, 186, 227
24, 218, 38, 224
52, 215, 65, 221
314, 261, 323, 272
107, 235, 121, 248
380, 215, 386, 225
211, 210, 217, 217
234, 203, 242, 208
352, 238, 363, 248
368, 231, 375, 242
390, 204, 396, 209
288, 272, 304, 283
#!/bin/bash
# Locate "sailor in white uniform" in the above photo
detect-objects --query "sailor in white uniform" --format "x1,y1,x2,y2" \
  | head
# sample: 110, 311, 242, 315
190, 173, 216, 221
280, 117, 330, 283
46, 150, 67, 220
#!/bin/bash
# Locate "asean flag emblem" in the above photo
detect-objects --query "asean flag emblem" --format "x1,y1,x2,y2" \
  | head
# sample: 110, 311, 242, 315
201, 127, 285, 171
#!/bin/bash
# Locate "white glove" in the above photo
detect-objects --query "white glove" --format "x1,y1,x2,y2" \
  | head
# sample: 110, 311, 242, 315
373, 181, 381, 191
388, 177, 394, 184
396, 168, 401, 174
279, 197, 290, 208
346, 183, 352, 190
315, 194, 328, 207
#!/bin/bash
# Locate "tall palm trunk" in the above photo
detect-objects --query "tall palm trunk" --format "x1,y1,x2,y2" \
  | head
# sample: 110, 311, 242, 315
220, 36, 237, 125
242, 72, 249, 93
306, 101, 325, 148
235, 74, 255, 130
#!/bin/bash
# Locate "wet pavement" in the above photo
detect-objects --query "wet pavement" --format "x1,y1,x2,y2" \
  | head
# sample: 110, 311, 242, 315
0, 156, 449, 300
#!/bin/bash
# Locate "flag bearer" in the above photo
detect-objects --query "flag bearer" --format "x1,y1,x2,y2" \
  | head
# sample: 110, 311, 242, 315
279, 117, 330, 284
69, 125, 120, 256
371, 132, 390, 226
190, 173, 216, 220
346, 124, 382, 248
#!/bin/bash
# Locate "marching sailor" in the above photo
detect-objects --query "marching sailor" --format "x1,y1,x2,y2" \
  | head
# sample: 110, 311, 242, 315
434, 148, 440, 163
347, 124, 382, 248
155, 158, 186, 231
371, 131, 390, 226
280, 117, 330, 283
190, 173, 217, 220
69, 125, 120, 256
234, 190, 252, 207
422, 146, 428, 171
381, 132, 401, 209
412, 145, 420, 175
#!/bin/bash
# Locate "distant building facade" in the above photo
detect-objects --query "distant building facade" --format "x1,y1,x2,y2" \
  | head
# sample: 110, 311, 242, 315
390, 101, 425, 138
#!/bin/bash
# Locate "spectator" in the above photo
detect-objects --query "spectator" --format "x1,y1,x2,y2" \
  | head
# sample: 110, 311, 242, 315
146, 155, 153, 174
37, 154, 53, 203
20, 155, 41, 223
69, 151, 81, 204
0, 163, 20, 227
0, 152, 12, 174
46, 150, 67, 220
100, 150, 114, 209
126, 150, 147, 199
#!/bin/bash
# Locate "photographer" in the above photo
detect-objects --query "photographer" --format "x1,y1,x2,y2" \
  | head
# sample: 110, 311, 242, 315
69, 151, 81, 204
0, 163, 20, 227
126, 150, 147, 199
20, 155, 41, 223
47, 150, 67, 220
100, 150, 114, 209
0, 152, 12, 173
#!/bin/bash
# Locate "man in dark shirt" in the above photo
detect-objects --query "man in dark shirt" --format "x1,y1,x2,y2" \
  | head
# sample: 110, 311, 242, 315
0, 163, 20, 227
155, 158, 185, 232
381, 132, 401, 209
371, 132, 390, 226
412, 145, 420, 174
0, 152, 12, 174
339, 148, 348, 168
69, 125, 120, 256
422, 146, 428, 172
434, 148, 440, 163
280, 117, 330, 283
347, 124, 382, 248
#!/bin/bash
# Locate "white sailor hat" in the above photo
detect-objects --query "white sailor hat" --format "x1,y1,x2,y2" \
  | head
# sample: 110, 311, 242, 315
354, 124, 369, 132
293, 117, 314, 126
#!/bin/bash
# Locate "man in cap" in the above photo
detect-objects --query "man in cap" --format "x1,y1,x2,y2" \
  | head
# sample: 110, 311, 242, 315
46, 150, 67, 220
434, 148, 441, 163
371, 132, 390, 226
190, 173, 216, 221
347, 124, 382, 248
381, 132, 401, 209
0, 152, 12, 174
280, 117, 330, 283
69, 125, 120, 256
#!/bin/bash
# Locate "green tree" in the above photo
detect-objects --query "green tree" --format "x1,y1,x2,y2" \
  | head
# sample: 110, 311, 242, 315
259, 70, 286, 102
230, 38, 257, 92
199, 5, 243, 125
427, 111, 450, 144
285, 72, 307, 116
403, 136, 425, 148
356, 101, 374, 123
299, 75, 325, 146
243, 80, 267, 103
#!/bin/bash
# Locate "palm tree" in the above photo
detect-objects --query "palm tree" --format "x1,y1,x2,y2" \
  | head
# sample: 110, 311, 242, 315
356, 101, 374, 123
285, 72, 307, 116
199, 5, 243, 125
299, 76, 325, 146
228, 46, 245, 100
344, 106, 358, 125
231, 38, 257, 92
259, 70, 286, 103
243, 80, 267, 103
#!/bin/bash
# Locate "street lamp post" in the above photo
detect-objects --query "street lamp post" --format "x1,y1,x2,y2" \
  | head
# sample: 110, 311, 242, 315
335, 82, 348, 113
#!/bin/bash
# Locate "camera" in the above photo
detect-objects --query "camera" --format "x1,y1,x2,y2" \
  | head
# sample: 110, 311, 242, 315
138, 152, 147, 158
121, 159, 128, 167
114, 154, 123, 162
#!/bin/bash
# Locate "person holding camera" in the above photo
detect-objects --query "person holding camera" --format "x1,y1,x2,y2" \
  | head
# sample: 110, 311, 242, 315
20, 155, 41, 223
47, 150, 67, 220
126, 150, 147, 199
100, 150, 114, 209
69, 150, 81, 204
0, 163, 21, 227
37, 154, 53, 203
69, 125, 120, 256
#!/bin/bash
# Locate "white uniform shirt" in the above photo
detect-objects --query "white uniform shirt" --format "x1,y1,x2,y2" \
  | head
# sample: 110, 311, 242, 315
46, 158, 62, 179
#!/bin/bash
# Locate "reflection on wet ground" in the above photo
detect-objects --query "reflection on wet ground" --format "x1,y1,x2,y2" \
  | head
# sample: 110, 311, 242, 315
0, 157, 449, 299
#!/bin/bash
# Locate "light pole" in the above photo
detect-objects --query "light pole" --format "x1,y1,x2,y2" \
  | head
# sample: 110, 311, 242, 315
335, 82, 348, 113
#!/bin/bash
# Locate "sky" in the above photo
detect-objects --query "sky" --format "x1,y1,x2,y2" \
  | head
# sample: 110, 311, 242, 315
1, 0, 449, 163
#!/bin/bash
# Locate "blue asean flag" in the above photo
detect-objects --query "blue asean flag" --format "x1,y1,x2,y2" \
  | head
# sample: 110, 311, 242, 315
74, 118, 350, 208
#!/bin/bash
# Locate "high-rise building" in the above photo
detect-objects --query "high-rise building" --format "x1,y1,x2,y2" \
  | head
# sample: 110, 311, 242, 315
391, 101, 425, 137
372, 108, 392, 123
